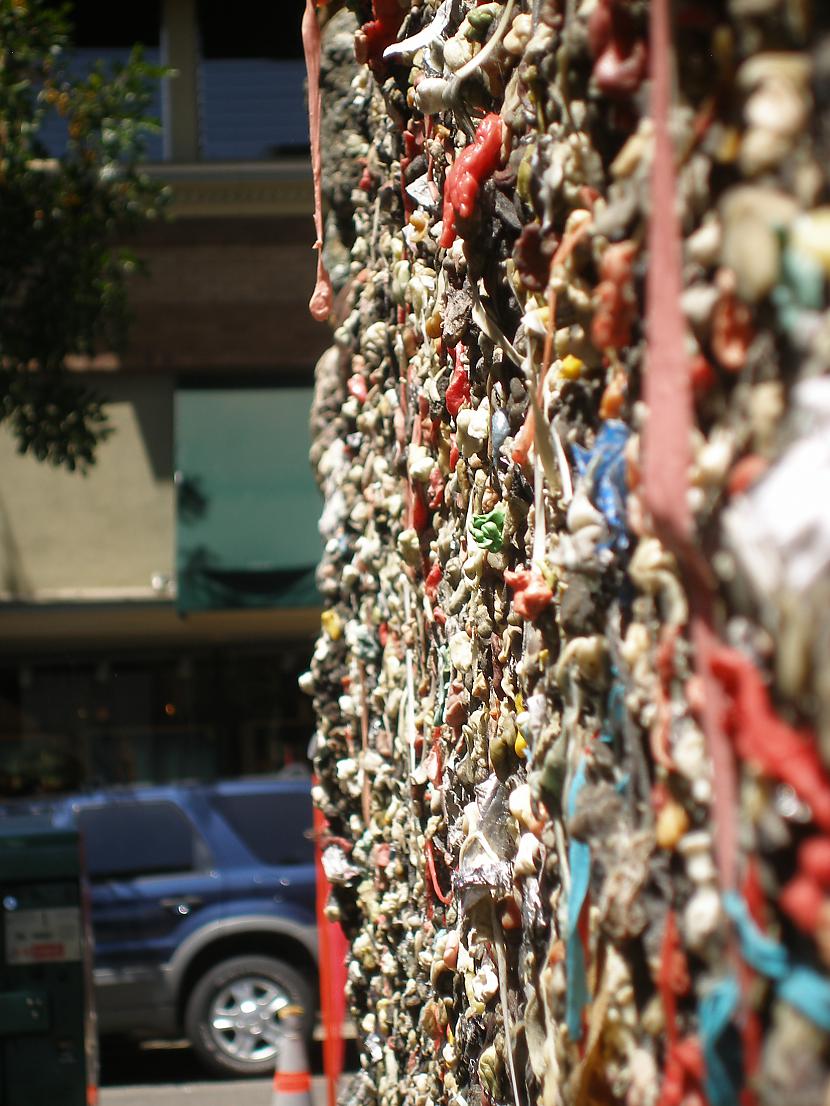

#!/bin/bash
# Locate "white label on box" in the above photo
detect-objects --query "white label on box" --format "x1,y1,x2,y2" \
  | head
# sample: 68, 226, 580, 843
5, 907, 82, 964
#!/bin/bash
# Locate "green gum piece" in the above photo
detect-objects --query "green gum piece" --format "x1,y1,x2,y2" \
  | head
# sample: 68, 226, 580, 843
466, 3, 499, 40
517, 151, 535, 205
470, 506, 506, 552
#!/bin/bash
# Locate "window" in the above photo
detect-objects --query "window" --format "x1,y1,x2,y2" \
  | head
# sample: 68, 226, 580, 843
212, 789, 313, 867
36, 2, 164, 161
40, 0, 309, 161
70, 0, 161, 49
0, 644, 314, 796
198, 1, 303, 60
197, 0, 308, 157
78, 801, 207, 879
175, 385, 321, 613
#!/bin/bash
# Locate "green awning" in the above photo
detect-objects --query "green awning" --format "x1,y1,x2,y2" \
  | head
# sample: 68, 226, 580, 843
175, 385, 321, 613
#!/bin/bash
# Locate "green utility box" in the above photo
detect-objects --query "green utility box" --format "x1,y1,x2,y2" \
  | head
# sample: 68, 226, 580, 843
0, 816, 96, 1106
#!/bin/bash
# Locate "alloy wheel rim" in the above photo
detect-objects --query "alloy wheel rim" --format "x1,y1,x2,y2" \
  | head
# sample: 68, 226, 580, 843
208, 974, 291, 1063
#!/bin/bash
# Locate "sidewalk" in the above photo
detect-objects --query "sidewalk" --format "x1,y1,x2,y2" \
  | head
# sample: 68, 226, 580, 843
101, 1074, 335, 1106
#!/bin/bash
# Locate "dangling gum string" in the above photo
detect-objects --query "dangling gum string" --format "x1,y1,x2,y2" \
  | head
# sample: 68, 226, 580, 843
643, 0, 737, 897
489, 898, 522, 1106
658, 911, 683, 1049
302, 0, 334, 322
425, 724, 453, 906
651, 624, 680, 771
739, 862, 764, 1101
644, 8, 745, 1099
643, 0, 691, 547
358, 659, 371, 827
425, 838, 453, 906
511, 216, 591, 469
541, 212, 593, 382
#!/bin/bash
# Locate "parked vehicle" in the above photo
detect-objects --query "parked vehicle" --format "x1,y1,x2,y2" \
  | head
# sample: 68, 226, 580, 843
0, 777, 317, 1077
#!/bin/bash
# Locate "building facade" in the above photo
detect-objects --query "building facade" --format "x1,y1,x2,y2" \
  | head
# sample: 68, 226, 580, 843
0, 0, 327, 794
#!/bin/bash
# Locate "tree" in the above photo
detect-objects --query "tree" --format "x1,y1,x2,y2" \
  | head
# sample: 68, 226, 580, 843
0, 0, 167, 471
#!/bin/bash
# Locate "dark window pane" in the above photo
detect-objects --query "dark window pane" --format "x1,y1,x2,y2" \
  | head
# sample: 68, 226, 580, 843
70, 0, 161, 48
79, 801, 200, 878
197, 0, 303, 59
211, 788, 313, 866
200, 59, 308, 157
197, 0, 308, 157
0, 642, 313, 795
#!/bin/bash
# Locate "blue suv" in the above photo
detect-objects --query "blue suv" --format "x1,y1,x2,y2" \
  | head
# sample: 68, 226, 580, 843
2, 777, 317, 1077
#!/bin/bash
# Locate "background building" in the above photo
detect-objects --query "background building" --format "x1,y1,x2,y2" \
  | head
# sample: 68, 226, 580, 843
0, 0, 327, 794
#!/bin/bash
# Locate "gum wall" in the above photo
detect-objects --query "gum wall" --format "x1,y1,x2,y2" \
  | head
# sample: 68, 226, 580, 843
301, 2, 830, 1103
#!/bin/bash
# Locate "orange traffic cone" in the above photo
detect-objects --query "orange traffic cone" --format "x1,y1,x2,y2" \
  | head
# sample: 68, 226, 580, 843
271, 1005, 313, 1106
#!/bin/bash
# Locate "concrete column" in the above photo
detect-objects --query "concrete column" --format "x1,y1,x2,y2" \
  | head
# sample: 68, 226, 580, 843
161, 0, 200, 161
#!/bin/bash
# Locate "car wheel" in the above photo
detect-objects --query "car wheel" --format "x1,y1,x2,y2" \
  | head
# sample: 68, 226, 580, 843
185, 955, 314, 1078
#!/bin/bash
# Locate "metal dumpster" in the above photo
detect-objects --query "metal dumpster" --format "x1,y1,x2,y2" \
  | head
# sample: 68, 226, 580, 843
0, 815, 96, 1106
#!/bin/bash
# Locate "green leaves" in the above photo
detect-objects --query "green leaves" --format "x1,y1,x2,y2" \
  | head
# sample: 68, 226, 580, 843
0, 0, 167, 470
0, 366, 111, 470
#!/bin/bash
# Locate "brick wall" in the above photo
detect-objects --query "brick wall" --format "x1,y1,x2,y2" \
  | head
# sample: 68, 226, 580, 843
120, 216, 329, 373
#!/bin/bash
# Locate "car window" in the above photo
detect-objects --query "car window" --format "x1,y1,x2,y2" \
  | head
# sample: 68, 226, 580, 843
79, 801, 206, 879
212, 790, 313, 866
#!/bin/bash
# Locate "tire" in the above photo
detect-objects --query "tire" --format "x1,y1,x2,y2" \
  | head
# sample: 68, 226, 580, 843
184, 954, 314, 1078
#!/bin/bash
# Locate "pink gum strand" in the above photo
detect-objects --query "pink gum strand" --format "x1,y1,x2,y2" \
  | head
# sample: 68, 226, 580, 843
302, 0, 333, 322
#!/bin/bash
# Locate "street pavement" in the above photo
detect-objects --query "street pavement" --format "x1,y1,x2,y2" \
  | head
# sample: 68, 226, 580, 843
97, 1041, 351, 1106
100, 1074, 334, 1106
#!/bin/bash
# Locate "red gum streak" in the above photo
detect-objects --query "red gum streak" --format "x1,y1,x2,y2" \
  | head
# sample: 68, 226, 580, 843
727, 454, 768, 497
504, 568, 553, 621
401, 127, 422, 218
362, 0, 405, 68
426, 839, 453, 906
427, 467, 444, 509
412, 486, 430, 533
800, 837, 830, 885
711, 647, 830, 833
779, 874, 824, 932
425, 562, 442, 603
513, 220, 590, 467
591, 240, 637, 351
445, 367, 470, 417
780, 837, 830, 933
440, 114, 503, 249
510, 406, 534, 466
347, 374, 368, 403
531, 222, 591, 459
658, 1038, 705, 1106
658, 911, 682, 1048
448, 440, 459, 472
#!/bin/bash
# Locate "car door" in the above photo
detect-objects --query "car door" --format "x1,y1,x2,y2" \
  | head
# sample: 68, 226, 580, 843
207, 784, 316, 923
77, 798, 222, 972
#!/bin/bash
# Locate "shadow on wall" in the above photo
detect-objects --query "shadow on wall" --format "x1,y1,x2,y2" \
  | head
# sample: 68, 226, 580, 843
126, 377, 174, 482
176, 474, 209, 523
0, 488, 32, 600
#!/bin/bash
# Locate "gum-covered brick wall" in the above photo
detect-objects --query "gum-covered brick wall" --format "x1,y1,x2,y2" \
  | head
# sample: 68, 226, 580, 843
301, 2, 830, 1103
